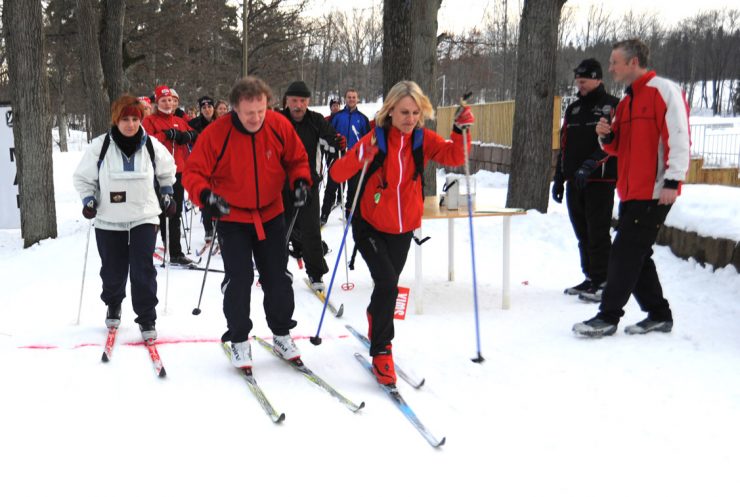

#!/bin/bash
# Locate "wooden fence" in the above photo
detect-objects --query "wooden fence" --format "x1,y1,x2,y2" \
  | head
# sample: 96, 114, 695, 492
685, 158, 740, 187
436, 97, 561, 150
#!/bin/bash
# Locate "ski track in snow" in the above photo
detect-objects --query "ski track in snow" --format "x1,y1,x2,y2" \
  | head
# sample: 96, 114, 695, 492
0, 137, 739, 496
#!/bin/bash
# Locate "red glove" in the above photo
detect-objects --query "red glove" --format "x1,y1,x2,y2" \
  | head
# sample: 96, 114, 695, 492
454, 105, 475, 130
336, 133, 347, 151
357, 139, 379, 164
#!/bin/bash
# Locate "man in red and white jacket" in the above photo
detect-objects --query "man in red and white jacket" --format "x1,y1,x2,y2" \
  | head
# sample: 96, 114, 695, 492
142, 85, 197, 265
573, 38, 690, 338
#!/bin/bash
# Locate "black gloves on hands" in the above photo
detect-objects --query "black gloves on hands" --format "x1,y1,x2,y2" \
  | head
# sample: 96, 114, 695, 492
293, 179, 310, 208
199, 189, 230, 219
164, 129, 196, 144
82, 197, 97, 219
161, 194, 176, 217
551, 170, 564, 204
574, 159, 599, 189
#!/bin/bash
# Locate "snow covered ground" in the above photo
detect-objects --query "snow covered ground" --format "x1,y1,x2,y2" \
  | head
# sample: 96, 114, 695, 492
1, 134, 740, 497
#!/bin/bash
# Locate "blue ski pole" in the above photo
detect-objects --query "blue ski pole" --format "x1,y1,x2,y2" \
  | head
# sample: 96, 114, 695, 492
311, 137, 375, 346
457, 93, 484, 363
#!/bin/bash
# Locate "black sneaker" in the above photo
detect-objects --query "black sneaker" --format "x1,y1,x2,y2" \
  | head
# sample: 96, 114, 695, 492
170, 254, 194, 266
578, 281, 606, 303
572, 316, 617, 338
105, 303, 122, 328
564, 279, 591, 295
624, 318, 673, 335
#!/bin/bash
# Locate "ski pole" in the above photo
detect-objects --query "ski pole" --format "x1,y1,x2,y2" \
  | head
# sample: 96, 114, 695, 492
311, 137, 375, 346
164, 216, 171, 313
75, 220, 93, 325
339, 179, 354, 291
193, 219, 219, 315
285, 206, 301, 247
458, 93, 484, 363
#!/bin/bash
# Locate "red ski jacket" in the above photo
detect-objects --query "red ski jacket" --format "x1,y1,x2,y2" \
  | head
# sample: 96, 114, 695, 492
601, 71, 690, 201
183, 111, 311, 239
142, 110, 194, 173
330, 126, 468, 234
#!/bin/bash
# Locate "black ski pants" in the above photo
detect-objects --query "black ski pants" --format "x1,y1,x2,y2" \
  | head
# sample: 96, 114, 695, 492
95, 223, 158, 325
321, 175, 342, 220
565, 180, 615, 284
597, 200, 673, 324
283, 182, 328, 281
217, 216, 297, 343
159, 172, 185, 257
353, 218, 413, 356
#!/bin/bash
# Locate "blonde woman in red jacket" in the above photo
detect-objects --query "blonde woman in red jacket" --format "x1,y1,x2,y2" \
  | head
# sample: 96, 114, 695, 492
143, 85, 197, 265
330, 80, 475, 386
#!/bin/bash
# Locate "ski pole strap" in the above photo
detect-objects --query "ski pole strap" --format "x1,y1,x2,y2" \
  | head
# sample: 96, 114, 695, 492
413, 235, 431, 246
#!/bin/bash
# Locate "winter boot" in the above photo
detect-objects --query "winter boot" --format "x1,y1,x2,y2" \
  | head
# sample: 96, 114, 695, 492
372, 347, 396, 386
572, 316, 617, 338
105, 303, 122, 328
230, 340, 253, 369
578, 281, 606, 303
273, 334, 301, 361
308, 275, 325, 293
139, 322, 157, 342
564, 279, 592, 296
624, 318, 673, 335
169, 254, 194, 266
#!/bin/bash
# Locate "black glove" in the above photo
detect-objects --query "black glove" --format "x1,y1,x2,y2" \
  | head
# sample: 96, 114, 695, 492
82, 196, 97, 219
163, 128, 182, 142
161, 194, 176, 217
199, 189, 230, 219
574, 159, 599, 189
551, 173, 564, 204
175, 130, 196, 145
293, 179, 310, 207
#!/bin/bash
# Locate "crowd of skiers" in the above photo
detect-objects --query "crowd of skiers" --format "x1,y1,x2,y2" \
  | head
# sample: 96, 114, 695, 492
73, 36, 691, 386
73, 73, 475, 386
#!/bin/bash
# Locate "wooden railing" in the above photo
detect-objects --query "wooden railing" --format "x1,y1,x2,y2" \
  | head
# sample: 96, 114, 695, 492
685, 158, 740, 187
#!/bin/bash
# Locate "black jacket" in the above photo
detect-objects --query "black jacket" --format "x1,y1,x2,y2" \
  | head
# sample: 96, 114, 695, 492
188, 114, 213, 135
556, 84, 619, 182
281, 108, 340, 183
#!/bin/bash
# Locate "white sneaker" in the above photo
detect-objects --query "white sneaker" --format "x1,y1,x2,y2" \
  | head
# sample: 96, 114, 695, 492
230, 340, 253, 369
273, 334, 300, 361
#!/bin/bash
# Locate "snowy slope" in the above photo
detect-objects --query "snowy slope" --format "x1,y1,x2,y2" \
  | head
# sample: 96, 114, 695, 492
1, 135, 739, 497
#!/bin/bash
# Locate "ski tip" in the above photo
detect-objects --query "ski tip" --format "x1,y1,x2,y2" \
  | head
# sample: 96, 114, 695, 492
275, 413, 286, 423
158, 368, 167, 378
335, 304, 344, 318
356, 401, 366, 411
101, 352, 110, 363
414, 378, 426, 389
435, 437, 447, 448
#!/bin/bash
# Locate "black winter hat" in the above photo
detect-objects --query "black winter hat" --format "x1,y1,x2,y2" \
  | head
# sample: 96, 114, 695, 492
198, 95, 214, 108
285, 81, 311, 98
574, 58, 603, 80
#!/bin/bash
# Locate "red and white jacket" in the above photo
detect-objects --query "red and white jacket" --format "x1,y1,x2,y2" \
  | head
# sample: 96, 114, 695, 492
330, 126, 468, 234
142, 110, 194, 173
601, 71, 690, 201
183, 111, 310, 240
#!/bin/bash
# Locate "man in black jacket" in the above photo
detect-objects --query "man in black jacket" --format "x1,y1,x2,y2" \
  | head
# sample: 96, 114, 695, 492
552, 58, 619, 302
281, 81, 342, 291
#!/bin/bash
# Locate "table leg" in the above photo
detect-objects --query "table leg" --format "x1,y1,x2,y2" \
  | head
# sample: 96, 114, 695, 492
448, 217, 454, 281
502, 217, 511, 310
415, 226, 423, 314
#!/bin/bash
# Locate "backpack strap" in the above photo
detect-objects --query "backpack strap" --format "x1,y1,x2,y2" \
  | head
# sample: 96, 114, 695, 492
145, 136, 156, 168
96, 133, 112, 170
411, 128, 425, 199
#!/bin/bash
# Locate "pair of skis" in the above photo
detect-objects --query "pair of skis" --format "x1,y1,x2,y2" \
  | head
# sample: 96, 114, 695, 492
221, 337, 365, 424
225, 328, 444, 448
101, 326, 166, 378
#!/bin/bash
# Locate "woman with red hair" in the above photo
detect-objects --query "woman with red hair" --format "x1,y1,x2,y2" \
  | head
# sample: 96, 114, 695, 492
73, 95, 176, 340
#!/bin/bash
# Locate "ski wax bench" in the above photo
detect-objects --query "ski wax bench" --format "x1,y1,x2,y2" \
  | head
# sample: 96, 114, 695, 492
414, 195, 526, 313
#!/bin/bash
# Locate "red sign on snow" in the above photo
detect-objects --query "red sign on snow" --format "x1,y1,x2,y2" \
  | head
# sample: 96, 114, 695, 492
394, 287, 410, 320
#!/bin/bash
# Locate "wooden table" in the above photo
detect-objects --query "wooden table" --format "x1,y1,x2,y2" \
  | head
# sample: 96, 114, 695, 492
414, 196, 526, 313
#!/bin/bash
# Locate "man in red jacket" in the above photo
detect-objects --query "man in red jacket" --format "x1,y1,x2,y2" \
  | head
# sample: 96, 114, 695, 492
573, 39, 690, 338
183, 76, 312, 369
142, 85, 197, 265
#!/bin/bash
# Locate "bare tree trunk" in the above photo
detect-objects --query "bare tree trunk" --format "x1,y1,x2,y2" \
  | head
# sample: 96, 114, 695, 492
383, 0, 442, 196
76, 0, 110, 137
100, 0, 127, 103
3, 0, 57, 246
58, 107, 69, 153
507, 0, 566, 212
